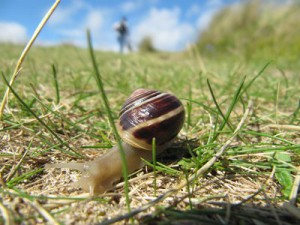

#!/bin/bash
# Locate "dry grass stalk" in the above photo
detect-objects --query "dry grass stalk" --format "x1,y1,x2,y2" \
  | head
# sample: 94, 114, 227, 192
25, 199, 60, 225
0, 0, 61, 119
0, 201, 14, 225
289, 168, 300, 205
262, 124, 300, 131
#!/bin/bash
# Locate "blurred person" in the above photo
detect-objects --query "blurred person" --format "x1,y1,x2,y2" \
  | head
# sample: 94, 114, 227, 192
114, 17, 132, 54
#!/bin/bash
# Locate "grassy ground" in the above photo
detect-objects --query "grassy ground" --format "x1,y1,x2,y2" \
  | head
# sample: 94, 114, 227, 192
0, 41, 299, 224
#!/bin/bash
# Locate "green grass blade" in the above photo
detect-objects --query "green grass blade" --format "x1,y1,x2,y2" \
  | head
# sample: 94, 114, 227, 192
241, 61, 271, 96
207, 78, 240, 141
181, 98, 217, 114
142, 160, 181, 176
245, 130, 295, 145
52, 64, 60, 104
206, 78, 227, 131
290, 98, 300, 124
207, 78, 246, 142
184, 169, 193, 210
221, 76, 246, 129
86, 30, 131, 212
186, 87, 192, 130
152, 138, 157, 196
7, 168, 44, 187
227, 145, 300, 155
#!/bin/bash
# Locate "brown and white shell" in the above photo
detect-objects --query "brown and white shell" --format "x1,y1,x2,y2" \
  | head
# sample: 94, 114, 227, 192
117, 88, 185, 150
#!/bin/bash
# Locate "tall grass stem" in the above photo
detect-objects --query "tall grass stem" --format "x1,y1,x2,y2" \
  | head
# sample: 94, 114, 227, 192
86, 30, 131, 212
152, 138, 157, 197
52, 65, 60, 104
0, 0, 61, 119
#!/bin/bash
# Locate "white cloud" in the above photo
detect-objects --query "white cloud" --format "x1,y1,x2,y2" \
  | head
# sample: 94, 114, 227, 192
196, 9, 217, 31
121, 1, 141, 13
187, 4, 202, 17
49, 0, 88, 25
84, 10, 103, 30
48, 6, 107, 48
132, 8, 195, 51
0, 22, 28, 43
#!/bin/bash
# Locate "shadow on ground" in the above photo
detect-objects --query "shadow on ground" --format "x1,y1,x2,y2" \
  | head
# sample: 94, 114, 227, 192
140, 202, 300, 225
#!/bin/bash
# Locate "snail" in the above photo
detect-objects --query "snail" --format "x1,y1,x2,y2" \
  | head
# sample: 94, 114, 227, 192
46, 89, 185, 195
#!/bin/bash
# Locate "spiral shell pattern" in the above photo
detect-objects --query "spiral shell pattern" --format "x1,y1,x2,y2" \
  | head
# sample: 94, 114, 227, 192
117, 89, 185, 150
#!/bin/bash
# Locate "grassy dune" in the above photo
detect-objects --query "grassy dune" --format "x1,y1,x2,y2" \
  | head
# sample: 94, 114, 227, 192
0, 1, 299, 224
196, 1, 300, 68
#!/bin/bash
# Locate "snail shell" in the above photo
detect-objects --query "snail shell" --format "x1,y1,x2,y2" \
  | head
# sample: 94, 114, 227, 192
117, 88, 185, 150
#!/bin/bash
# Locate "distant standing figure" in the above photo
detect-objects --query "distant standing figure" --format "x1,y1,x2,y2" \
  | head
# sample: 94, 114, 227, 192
114, 17, 132, 54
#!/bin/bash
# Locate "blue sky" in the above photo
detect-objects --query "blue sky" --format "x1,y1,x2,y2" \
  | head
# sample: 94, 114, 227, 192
0, 0, 285, 51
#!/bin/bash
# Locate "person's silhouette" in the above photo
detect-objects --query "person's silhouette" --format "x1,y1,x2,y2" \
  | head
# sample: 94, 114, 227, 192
114, 17, 132, 53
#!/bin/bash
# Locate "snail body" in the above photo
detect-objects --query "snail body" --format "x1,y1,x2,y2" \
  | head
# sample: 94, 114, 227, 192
46, 89, 185, 195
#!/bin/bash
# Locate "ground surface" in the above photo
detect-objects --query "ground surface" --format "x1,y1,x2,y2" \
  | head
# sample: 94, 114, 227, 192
0, 44, 299, 224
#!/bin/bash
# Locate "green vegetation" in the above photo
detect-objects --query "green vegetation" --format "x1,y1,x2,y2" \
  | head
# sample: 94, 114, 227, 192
138, 36, 157, 53
0, 1, 299, 224
196, 1, 300, 68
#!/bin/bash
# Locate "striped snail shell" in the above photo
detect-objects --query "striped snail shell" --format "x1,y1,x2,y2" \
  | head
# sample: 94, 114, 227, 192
117, 88, 185, 150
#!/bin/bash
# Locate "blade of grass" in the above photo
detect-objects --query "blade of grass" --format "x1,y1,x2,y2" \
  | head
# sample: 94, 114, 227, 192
184, 169, 193, 210
7, 168, 44, 187
186, 87, 192, 130
0, 0, 61, 119
142, 160, 180, 176
52, 64, 60, 104
152, 138, 157, 197
86, 30, 130, 212
221, 77, 246, 128
227, 145, 300, 155
1, 73, 81, 158
187, 143, 201, 168
181, 98, 218, 114
244, 130, 295, 145
289, 169, 300, 204
207, 77, 246, 142
275, 81, 280, 123
0, 201, 14, 225
290, 98, 300, 124
206, 79, 227, 134
241, 61, 271, 96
